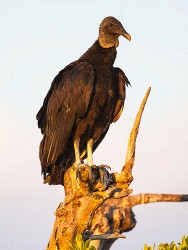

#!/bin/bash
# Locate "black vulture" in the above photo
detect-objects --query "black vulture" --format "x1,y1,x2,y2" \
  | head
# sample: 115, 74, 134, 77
37, 16, 131, 185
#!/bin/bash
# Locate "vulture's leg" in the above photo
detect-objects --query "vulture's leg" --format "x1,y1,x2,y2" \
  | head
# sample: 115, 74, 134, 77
74, 138, 93, 182
74, 138, 81, 164
87, 138, 94, 166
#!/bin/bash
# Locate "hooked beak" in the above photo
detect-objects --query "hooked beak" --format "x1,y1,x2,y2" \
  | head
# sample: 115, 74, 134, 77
122, 31, 131, 41
117, 27, 131, 41
111, 25, 131, 42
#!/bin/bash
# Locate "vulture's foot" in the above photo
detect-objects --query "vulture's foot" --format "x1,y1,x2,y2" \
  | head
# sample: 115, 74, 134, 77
99, 164, 111, 171
92, 165, 114, 191
76, 163, 93, 183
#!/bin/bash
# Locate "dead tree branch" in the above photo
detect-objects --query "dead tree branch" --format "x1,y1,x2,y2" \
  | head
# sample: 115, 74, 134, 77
46, 87, 188, 250
89, 193, 188, 250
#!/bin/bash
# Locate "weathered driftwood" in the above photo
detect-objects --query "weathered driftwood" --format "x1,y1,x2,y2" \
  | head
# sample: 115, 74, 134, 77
46, 87, 188, 250
89, 193, 188, 250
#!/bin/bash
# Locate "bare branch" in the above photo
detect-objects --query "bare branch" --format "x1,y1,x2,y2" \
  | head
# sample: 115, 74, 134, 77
89, 193, 188, 250
124, 87, 151, 169
127, 193, 188, 207
114, 87, 151, 184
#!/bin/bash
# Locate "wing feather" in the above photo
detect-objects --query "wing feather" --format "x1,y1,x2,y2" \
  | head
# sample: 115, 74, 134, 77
38, 62, 95, 168
112, 67, 130, 123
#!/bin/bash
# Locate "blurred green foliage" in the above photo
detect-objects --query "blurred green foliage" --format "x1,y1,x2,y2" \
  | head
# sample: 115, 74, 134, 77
69, 234, 96, 250
144, 235, 188, 250
69, 234, 188, 250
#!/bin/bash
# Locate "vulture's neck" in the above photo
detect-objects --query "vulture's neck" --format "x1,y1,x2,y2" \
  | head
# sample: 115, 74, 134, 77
79, 40, 117, 68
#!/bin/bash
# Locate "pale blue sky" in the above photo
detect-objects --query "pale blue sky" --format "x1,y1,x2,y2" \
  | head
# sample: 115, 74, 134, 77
0, 1, 188, 249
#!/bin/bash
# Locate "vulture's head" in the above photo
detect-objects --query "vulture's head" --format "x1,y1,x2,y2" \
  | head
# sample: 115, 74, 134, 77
99, 16, 131, 48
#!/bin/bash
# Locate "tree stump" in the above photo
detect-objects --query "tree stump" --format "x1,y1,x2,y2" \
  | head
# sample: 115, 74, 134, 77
46, 87, 188, 250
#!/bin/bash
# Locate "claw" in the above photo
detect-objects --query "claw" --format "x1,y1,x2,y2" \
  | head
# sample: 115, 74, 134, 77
99, 164, 111, 171
75, 161, 84, 179
76, 163, 93, 182
93, 165, 113, 191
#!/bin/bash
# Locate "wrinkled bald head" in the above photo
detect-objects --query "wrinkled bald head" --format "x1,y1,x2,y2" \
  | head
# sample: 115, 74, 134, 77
99, 16, 131, 48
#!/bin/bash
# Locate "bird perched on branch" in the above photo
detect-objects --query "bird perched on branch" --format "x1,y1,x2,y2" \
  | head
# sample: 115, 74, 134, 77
37, 16, 131, 185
